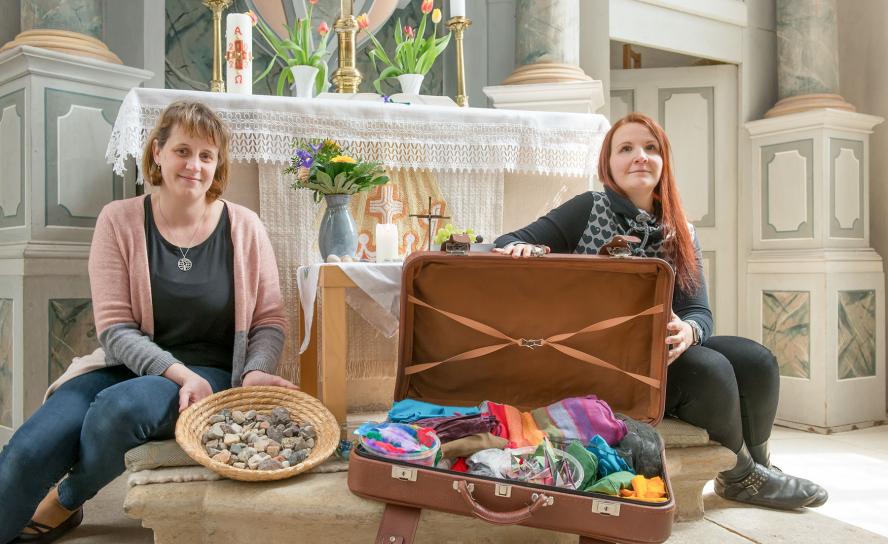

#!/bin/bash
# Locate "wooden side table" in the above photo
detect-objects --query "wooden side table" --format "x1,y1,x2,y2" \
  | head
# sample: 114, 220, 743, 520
299, 266, 356, 437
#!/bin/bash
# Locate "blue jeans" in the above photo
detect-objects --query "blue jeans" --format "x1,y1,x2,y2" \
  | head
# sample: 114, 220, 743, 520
0, 365, 231, 544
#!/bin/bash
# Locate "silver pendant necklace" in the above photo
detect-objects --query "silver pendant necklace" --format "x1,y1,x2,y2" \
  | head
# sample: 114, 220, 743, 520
156, 197, 209, 272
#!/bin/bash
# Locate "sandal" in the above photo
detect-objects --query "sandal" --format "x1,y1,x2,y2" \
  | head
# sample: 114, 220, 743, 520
14, 508, 83, 543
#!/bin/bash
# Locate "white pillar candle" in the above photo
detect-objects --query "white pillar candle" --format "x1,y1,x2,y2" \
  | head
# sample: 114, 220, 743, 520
226, 13, 253, 94
375, 223, 399, 263
450, 0, 465, 17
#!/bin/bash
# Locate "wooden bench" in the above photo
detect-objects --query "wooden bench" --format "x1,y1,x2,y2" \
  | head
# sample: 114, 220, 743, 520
122, 416, 733, 542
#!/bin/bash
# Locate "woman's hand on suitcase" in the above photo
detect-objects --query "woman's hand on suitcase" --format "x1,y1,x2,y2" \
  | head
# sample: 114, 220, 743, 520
493, 243, 550, 258
665, 311, 694, 365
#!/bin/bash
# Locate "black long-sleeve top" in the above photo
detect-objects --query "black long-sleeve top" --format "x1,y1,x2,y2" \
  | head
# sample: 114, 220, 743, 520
494, 188, 714, 343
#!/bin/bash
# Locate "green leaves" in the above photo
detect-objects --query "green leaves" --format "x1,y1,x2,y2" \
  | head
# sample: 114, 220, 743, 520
284, 140, 391, 203
364, 10, 451, 92
253, 8, 330, 96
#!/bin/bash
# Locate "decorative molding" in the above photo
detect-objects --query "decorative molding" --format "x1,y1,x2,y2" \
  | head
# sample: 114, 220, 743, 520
44, 89, 123, 228
746, 108, 884, 137
659, 87, 715, 227
830, 138, 864, 239
610, 89, 635, 120
0, 45, 152, 90
761, 139, 814, 239
47, 298, 97, 387
762, 290, 811, 380
0, 298, 12, 429
0, 90, 25, 228
837, 290, 876, 380
483, 80, 605, 113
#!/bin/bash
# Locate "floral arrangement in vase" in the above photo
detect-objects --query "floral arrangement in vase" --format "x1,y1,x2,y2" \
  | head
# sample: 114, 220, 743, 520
358, 0, 451, 95
284, 139, 390, 202
250, 0, 331, 97
285, 140, 390, 260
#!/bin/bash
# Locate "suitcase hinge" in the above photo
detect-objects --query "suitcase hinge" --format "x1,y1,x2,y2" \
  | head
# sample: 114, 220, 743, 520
391, 466, 418, 482
494, 483, 512, 498
592, 499, 621, 516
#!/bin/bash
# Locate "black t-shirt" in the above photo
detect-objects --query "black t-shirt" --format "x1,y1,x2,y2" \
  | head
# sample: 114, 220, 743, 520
144, 196, 235, 369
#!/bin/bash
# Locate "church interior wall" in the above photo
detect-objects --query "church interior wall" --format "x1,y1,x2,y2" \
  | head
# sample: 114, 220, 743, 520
837, 0, 888, 407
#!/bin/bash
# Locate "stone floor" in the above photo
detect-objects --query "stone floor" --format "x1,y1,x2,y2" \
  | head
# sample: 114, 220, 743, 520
54, 424, 888, 543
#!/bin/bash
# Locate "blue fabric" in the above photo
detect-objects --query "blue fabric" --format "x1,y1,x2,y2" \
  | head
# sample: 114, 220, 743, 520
387, 399, 481, 423
0, 365, 231, 544
586, 434, 632, 479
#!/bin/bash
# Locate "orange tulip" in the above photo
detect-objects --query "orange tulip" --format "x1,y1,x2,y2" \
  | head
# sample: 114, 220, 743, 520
357, 13, 370, 30
421, 0, 433, 15
318, 21, 330, 36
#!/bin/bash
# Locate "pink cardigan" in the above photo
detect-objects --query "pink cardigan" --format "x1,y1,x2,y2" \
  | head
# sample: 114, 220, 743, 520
47, 195, 286, 397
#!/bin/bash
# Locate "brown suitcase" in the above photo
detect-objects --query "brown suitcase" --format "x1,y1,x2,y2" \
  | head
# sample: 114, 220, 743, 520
348, 251, 676, 544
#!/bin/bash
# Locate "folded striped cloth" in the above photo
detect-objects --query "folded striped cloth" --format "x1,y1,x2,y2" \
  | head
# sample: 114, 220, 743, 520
531, 395, 628, 446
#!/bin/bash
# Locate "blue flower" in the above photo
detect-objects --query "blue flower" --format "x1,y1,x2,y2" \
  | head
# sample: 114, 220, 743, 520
295, 149, 314, 168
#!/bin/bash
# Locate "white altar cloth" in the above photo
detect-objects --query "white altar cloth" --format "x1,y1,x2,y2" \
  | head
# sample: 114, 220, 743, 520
106, 88, 609, 178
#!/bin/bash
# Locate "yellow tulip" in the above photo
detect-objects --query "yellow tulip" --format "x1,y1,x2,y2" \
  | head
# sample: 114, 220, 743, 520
432, 8, 442, 23
331, 155, 357, 164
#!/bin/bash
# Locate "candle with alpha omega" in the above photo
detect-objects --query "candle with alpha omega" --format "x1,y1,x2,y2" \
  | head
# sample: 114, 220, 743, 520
226, 13, 253, 94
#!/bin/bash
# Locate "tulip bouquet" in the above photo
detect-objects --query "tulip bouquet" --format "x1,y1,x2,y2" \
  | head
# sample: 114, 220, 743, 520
251, 0, 332, 96
284, 139, 390, 202
359, 0, 451, 94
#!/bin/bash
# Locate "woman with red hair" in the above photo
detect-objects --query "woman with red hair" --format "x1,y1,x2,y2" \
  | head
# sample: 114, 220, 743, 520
494, 113, 827, 510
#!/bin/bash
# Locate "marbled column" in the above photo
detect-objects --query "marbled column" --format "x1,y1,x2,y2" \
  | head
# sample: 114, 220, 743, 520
503, 0, 590, 85
515, 0, 579, 67
766, 0, 853, 117
21, 0, 103, 39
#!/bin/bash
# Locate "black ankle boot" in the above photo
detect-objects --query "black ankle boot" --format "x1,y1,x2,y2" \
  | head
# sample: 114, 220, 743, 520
747, 441, 828, 507
715, 444, 827, 510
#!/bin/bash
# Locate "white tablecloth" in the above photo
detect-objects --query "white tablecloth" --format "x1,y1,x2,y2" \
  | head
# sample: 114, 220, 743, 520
297, 263, 403, 354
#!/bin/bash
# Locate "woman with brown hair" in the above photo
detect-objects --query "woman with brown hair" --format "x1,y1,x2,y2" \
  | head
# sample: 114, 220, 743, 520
494, 112, 828, 510
0, 101, 296, 543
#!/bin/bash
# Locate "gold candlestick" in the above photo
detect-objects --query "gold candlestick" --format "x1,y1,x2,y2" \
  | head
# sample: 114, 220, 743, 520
447, 16, 471, 107
333, 0, 362, 93
203, 0, 232, 92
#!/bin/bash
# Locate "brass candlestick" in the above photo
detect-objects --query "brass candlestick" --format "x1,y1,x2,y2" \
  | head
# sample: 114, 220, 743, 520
333, 0, 362, 93
446, 16, 471, 107
203, 0, 232, 92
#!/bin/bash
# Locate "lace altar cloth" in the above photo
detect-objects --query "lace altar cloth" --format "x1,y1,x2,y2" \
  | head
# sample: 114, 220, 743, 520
106, 88, 609, 178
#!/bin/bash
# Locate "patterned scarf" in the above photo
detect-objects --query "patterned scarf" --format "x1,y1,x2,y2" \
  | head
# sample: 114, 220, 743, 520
574, 186, 675, 262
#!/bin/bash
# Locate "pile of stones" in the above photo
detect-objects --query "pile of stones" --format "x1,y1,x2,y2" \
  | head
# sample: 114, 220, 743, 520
201, 407, 316, 471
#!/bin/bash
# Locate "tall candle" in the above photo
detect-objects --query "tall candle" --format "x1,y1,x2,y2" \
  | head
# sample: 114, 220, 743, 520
450, 0, 465, 17
375, 223, 399, 263
225, 13, 253, 94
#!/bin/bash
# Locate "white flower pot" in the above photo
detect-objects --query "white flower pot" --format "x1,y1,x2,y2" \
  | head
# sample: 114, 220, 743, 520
396, 73, 424, 95
290, 65, 319, 98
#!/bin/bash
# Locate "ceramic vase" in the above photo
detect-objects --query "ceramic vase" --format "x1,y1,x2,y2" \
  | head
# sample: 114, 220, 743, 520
396, 73, 424, 95
290, 65, 319, 98
318, 194, 357, 260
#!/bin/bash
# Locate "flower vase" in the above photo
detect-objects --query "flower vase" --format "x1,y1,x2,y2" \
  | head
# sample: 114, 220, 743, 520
396, 73, 424, 95
318, 194, 358, 260
290, 65, 319, 98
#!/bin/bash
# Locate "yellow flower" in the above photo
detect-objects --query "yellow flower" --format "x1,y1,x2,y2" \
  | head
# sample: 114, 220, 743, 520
431, 8, 442, 24
330, 155, 357, 164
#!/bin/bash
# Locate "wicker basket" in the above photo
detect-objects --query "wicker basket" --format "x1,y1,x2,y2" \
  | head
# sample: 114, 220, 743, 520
175, 386, 339, 482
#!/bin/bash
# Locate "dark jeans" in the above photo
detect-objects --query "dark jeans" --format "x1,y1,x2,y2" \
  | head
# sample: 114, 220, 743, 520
0, 365, 231, 544
665, 335, 780, 453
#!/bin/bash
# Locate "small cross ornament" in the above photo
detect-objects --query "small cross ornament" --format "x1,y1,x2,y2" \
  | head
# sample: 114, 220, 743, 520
409, 196, 450, 251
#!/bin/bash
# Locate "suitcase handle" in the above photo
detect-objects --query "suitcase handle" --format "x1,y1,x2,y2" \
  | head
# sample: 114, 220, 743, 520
455, 480, 552, 525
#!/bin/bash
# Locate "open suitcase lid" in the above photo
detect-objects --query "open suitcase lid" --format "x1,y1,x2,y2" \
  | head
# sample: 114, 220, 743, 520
394, 252, 675, 425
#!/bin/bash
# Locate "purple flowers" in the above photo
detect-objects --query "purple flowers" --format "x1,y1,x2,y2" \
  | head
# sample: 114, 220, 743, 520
295, 149, 314, 169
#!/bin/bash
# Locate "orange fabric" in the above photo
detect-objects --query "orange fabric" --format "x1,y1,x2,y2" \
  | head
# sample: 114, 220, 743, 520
619, 476, 668, 503
504, 405, 530, 448
521, 412, 547, 446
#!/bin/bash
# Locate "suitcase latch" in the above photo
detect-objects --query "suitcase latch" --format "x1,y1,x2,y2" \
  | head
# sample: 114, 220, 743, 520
494, 483, 512, 498
391, 466, 417, 482
592, 499, 621, 516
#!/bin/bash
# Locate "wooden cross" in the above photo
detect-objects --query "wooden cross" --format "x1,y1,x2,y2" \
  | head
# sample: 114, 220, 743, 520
410, 196, 450, 251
